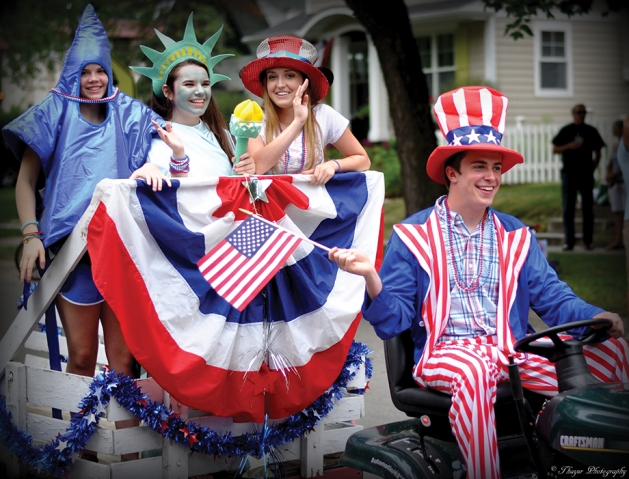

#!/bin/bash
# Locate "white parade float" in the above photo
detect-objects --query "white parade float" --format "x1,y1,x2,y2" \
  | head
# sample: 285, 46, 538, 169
0, 172, 384, 479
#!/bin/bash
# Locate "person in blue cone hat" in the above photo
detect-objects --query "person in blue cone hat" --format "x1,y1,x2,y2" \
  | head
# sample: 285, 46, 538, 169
4, 4, 163, 399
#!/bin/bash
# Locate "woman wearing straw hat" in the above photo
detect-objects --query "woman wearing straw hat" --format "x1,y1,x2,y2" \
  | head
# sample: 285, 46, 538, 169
240, 36, 370, 184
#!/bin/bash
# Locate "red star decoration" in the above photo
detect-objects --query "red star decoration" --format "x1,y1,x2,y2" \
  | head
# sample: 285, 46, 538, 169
214, 175, 310, 223
248, 362, 278, 396
188, 433, 200, 447
137, 399, 148, 407
364, 381, 371, 391
179, 426, 190, 439
159, 421, 169, 433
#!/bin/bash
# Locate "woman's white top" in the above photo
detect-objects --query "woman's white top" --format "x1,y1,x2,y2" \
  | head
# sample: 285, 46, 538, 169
261, 104, 349, 174
148, 121, 233, 177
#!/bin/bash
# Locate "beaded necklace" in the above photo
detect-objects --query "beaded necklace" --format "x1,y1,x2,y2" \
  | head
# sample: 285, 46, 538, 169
51, 87, 120, 104
279, 125, 307, 174
444, 198, 494, 292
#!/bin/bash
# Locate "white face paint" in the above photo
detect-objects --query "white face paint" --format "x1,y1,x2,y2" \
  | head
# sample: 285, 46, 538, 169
168, 64, 212, 125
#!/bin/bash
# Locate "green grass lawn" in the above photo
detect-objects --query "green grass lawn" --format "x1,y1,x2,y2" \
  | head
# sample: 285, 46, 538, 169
548, 252, 626, 317
383, 182, 563, 236
0, 187, 18, 223
0, 187, 20, 266
0, 227, 20, 237
493, 183, 562, 230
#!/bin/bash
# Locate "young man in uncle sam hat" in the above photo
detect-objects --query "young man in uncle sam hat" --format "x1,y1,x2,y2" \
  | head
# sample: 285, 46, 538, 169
328, 86, 628, 478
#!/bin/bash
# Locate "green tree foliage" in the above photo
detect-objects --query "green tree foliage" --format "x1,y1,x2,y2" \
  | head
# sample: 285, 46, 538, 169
0, 0, 243, 99
483, 0, 626, 39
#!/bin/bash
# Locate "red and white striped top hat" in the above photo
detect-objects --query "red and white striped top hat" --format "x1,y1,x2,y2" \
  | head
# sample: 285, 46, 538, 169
426, 86, 524, 184
240, 36, 330, 102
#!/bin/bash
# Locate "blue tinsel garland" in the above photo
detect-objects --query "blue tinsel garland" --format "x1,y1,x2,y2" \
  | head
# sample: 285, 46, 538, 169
0, 341, 372, 477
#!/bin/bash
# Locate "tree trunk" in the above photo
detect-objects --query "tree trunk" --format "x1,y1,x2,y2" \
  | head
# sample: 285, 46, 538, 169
345, 0, 445, 215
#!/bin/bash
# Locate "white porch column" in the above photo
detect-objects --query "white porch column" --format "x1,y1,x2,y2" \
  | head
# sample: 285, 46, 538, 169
367, 38, 391, 142
484, 14, 496, 83
331, 35, 351, 119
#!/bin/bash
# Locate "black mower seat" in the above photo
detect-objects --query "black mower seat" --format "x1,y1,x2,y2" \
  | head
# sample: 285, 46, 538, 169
384, 329, 543, 439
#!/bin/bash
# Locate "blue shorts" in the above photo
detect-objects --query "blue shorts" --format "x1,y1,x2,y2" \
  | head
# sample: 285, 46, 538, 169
44, 237, 104, 306
59, 262, 104, 306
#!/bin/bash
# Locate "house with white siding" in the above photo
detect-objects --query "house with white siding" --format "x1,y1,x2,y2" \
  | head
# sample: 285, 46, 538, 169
3, 0, 627, 145
237, 0, 629, 144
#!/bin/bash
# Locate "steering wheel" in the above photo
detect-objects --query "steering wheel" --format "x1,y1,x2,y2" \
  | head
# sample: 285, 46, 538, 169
515, 318, 612, 392
514, 318, 612, 359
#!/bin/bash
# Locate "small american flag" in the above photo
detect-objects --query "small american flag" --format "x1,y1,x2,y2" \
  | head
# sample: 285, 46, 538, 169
197, 215, 303, 311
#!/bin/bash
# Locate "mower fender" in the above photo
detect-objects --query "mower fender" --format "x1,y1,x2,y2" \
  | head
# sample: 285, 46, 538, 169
339, 419, 460, 479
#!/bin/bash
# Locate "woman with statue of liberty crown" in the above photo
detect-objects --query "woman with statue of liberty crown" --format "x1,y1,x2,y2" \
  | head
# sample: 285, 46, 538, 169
130, 13, 256, 185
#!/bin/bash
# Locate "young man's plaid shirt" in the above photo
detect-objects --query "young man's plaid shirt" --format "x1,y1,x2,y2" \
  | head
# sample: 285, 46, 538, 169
434, 196, 500, 343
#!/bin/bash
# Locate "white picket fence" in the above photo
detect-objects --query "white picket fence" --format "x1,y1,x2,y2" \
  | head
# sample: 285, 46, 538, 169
436, 120, 616, 185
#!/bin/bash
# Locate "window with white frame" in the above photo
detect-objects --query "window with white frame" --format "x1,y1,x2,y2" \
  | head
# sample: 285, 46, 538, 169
416, 33, 456, 101
533, 22, 572, 97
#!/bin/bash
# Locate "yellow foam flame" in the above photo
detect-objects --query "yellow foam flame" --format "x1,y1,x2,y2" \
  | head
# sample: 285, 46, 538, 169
234, 99, 263, 122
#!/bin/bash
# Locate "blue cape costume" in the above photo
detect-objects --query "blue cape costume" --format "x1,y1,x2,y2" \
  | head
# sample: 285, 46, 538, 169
3, 4, 162, 248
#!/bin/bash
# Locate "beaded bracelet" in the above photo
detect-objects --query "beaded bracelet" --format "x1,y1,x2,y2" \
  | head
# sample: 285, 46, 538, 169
333, 160, 341, 173
22, 233, 43, 244
170, 160, 189, 166
170, 159, 189, 166
21, 221, 40, 233
170, 164, 190, 174
169, 155, 190, 174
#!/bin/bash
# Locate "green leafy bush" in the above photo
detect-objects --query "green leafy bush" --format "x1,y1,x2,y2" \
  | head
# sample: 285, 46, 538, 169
327, 141, 402, 198
213, 90, 253, 122
0, 107, 25, 186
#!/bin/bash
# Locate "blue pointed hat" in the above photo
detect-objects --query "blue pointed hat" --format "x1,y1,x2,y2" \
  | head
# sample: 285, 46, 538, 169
55, 4, 115, 97
130, 12, 232, 97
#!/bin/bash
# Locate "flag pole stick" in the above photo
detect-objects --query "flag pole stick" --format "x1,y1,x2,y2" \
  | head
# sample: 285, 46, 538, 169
238, 208, 331, 252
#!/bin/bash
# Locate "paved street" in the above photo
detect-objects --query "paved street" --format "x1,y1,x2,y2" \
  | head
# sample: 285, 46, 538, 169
0, 260, 22, 313
1, 256, 26, 359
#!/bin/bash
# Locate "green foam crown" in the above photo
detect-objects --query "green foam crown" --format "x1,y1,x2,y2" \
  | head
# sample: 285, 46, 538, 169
130, 12, 233, 97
